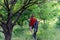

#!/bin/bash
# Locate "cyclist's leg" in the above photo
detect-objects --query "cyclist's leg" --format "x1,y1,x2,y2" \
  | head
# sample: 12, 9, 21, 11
33, 21, 38, 40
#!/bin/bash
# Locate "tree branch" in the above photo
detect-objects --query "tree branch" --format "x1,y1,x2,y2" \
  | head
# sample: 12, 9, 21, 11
3, 0, 12, 24
25, 0, 37, 8
0, 2, 7, 10
4, 0, 31, 22
12, 0, 38, 26
14, 0, 37, 14
23, 0, 30, 5
10, 0, 37, 18
10, 0, 17, 10
12, 9, 25, 26
4, 0, 10, 11
10, 0, 17, 5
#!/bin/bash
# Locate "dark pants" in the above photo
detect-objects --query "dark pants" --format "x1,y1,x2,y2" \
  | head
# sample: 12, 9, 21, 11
32, 21, 38, 39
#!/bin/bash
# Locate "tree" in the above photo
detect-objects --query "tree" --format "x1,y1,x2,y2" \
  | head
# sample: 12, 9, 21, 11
0, 0, 45, 40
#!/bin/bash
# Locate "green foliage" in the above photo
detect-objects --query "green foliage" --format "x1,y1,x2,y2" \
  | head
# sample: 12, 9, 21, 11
12, 0, 23, 12
38, 2, 58, 20
41, 22, 48, 29
17, 9, 32, 26
0, 7, 7, 21
56, 16, 60, 28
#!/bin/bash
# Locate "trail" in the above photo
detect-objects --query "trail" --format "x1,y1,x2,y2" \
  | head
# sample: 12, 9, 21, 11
54, 28, 60, 40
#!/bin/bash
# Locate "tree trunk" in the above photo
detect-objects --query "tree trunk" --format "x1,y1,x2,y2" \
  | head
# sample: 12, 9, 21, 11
4, 32, 12, 40
2, 23, 13, 40
4, 17, 13, 40
4, 29, 12, 40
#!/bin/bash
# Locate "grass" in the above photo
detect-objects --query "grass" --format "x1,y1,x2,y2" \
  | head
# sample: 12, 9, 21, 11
0, 25, 60, 40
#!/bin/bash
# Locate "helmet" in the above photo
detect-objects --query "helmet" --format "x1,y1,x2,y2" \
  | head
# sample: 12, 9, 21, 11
31, 14, 34, 17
